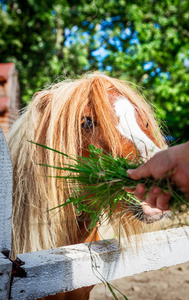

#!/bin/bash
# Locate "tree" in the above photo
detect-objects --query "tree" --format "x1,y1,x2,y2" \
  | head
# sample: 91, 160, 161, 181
0, 0, 188, 142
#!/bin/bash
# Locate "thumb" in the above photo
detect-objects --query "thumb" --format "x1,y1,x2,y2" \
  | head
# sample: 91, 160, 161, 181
127, 163, 151, 180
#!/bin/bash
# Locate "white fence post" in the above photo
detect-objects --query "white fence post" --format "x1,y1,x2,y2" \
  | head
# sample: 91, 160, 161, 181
0, 127, 13, 300
0, 253, 12, 300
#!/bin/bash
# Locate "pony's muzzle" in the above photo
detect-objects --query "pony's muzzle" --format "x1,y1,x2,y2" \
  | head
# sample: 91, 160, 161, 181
129, 200, 172, 224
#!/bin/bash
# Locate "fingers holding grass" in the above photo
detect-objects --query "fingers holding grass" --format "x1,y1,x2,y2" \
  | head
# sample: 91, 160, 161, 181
145, 186, 171, 210
133, 184, 171, 211
155, 191, 171, 210
134, 184, 146, 200
145, 186, 161, 208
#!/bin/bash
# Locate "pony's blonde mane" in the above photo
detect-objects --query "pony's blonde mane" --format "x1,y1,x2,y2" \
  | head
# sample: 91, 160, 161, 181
9, 72, 165, 258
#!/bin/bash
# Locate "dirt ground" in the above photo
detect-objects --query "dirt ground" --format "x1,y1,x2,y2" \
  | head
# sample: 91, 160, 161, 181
90, 261, 189, 300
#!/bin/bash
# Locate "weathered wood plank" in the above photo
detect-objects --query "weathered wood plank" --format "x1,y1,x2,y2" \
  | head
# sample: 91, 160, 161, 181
0, 127, 12, 254
11, 226, 189, 300
0, 253, 12, 300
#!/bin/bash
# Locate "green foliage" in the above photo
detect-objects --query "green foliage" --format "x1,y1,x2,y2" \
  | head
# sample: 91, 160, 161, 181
1, 0, 189, 141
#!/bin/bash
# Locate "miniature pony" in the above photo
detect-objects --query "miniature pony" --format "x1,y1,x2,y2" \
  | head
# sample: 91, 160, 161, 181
8, 73, 166, 300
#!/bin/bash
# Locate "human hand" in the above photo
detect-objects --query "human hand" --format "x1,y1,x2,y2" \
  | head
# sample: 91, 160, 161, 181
127, 141, 189, 210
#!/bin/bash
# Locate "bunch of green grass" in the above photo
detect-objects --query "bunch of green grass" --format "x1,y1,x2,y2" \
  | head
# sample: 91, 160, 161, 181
29, 142, 188, 300
30, 142, 189, 230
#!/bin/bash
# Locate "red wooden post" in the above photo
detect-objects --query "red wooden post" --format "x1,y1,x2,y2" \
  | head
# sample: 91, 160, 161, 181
0, 63, 20, 138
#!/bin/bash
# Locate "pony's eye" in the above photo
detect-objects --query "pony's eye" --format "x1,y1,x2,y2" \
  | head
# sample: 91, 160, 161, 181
146, 122, 149, 128
81, 117, 97, 130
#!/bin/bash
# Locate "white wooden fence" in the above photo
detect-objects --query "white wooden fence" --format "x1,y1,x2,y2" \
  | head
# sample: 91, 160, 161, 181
1, 126, 189, 299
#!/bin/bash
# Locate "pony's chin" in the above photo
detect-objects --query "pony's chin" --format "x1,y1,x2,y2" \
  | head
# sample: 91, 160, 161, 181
130, 201, 172, 224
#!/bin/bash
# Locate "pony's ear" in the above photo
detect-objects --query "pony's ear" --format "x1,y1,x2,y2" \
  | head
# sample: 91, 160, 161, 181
34, 91, 51, 112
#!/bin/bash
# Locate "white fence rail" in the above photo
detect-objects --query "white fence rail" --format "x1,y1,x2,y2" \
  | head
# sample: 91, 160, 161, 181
0, 127, 189, 300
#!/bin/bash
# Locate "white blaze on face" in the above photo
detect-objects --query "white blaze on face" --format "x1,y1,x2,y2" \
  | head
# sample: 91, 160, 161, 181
114, 97, 161, 159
